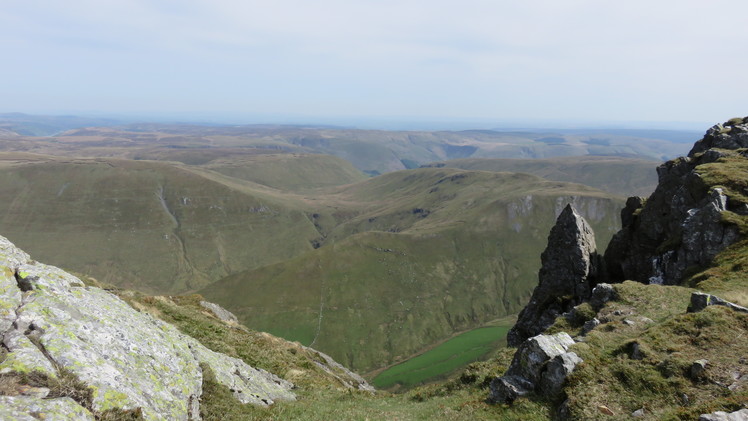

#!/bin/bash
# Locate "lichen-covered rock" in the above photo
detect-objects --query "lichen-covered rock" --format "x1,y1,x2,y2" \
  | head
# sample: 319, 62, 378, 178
187, 337, 295, 405
0, 330, 57, 377
0, 396, 95, 421
605, 118, 748, 285
0, 234, 295, 419
507, 205, 600, 346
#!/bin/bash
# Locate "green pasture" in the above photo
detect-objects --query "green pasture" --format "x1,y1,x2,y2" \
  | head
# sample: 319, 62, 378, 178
372, 324, 511, 390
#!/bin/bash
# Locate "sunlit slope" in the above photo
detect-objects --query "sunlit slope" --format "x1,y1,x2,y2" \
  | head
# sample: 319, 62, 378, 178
0, 154, 321, 294
202, 168, 624, 374
427, 156, 660, 197
201, 153, 367, 191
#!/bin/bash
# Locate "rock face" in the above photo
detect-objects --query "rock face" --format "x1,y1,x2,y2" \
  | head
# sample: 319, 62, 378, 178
0, 235, 295, 420
605, 118, 748, 285
507, 204, 600, 346
488, 332, 580, 404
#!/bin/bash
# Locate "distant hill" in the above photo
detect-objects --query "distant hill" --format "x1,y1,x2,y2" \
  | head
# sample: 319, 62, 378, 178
424, 156, 659, 197
0, 112, 121, 136
0, 153, 323, 293
201, 153, 367, 191
0, 114, 692, 175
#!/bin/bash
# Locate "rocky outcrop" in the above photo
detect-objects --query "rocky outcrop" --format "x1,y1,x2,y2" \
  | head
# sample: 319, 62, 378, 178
0, 235, 295, 419
492, 118, 748, 413
689, 117, 748, 155
688, 292, 748, 314
605, 117, 748, 285
507, 204, 600, 346
488, 332, 581, 404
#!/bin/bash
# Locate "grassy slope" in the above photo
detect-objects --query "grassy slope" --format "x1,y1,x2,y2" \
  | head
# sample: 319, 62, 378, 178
371, 323, 511, 390
429, 156, 660, 197
545, 281, 748, 420
202, 153, 367, 191
202, 168, 623, 374
0, 154, 321, 294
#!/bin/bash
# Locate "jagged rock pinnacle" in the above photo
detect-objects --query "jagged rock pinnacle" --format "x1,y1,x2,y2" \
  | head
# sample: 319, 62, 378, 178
507, 204, 599, 346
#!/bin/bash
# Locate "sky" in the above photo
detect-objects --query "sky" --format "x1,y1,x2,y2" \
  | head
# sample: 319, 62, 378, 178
2, 0, 747, 129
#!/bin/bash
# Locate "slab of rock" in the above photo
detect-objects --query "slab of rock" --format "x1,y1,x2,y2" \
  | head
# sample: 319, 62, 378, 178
200, 300, 239, 324
0, 234, 295, 419
489, 332, 581, 404
507, 205, 600, 346
688, 292, 748, 314
299, 345, 375, 392
489, 375, 534, 404
0, 396, 95, 421
699, 408, 748, 421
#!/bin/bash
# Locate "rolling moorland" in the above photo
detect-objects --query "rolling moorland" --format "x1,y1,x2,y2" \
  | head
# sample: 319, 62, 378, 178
0, 115, 709, 388
0, 116, 745, 420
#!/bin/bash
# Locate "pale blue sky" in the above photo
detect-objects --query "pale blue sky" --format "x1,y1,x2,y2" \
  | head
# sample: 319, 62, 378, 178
2, 0, 747, 128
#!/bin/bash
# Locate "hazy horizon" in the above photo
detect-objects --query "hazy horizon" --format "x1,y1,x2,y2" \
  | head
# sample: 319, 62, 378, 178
2, 1, 747, 127
0, 110, 713, 133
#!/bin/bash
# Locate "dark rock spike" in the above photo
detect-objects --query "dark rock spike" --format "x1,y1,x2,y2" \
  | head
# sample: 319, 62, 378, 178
507, 204, 599, 346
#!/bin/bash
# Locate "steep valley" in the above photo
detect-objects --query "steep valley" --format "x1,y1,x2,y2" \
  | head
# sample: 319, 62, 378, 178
201, 169, 623, 374
0, 149, 624, 380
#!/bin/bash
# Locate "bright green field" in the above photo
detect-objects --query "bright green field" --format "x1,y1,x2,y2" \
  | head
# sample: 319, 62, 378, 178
371, 324, 511, 389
